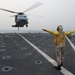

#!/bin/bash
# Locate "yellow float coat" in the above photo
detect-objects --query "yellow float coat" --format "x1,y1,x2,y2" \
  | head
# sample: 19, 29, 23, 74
45, 30, 75, 45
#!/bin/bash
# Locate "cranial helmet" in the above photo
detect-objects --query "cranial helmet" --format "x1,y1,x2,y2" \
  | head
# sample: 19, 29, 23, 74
57, 25, 63, 32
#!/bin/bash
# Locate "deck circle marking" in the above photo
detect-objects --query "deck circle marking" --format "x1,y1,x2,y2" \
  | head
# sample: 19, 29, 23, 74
34, 60, 43, 64
25, 52, 32, 55
2, 66, 12, 72
3, 56, 10, 59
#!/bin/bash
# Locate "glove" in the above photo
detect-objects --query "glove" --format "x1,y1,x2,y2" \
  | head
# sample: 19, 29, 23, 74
43, 29, 46, 31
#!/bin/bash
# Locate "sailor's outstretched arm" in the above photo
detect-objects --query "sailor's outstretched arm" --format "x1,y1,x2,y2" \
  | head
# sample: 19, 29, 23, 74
43, 29, 58, 35
65, 30, 75, 35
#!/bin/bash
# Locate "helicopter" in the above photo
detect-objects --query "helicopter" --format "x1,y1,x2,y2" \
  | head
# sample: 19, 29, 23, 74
0, 2, 43, 30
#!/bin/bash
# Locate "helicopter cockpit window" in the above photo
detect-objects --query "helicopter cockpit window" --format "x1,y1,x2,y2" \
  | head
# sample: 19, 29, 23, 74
16, 15, 28, 22
17, 15, 28, 20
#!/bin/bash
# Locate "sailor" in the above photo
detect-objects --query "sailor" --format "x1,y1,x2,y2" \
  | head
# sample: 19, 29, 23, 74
43, 25, 75, 70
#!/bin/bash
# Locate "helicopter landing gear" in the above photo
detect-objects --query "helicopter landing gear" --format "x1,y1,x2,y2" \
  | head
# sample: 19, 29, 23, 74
26, 24, 28, 27
12, 25, 16, 27
18, 27, 19, 30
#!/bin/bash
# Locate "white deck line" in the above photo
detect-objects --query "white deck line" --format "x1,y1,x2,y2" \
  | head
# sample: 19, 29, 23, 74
18, 33, 74, 75
66, 36, 75, 52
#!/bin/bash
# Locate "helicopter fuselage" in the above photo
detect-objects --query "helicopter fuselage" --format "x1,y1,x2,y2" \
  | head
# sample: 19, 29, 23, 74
0, 2, 43, 30
12, 14, 28, 27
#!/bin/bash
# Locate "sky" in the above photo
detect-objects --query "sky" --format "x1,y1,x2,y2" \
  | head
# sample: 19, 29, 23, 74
0, 0, 75, 31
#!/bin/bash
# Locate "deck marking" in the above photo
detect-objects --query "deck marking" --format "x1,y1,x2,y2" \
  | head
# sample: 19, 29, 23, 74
66, 36, 75, 52
18, 33, 74, 75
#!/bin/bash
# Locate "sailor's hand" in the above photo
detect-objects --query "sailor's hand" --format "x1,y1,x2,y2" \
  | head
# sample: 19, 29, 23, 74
43, 29, 46, 31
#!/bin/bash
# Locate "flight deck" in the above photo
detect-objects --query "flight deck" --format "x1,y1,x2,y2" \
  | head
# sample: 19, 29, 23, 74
0, 33, 75, 75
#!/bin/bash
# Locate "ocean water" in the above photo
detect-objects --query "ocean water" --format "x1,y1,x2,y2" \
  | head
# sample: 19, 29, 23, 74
0, 30, 45, 33
0, 30, 75, 35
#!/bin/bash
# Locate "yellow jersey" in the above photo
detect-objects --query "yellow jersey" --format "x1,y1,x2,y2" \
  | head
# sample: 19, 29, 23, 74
44, 30, 75, 45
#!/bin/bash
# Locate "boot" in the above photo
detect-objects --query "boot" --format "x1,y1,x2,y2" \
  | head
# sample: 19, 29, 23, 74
54, 65, 61, 70
60, 62, 63, 66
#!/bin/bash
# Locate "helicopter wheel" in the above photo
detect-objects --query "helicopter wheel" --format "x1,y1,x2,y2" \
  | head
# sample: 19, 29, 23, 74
26, 24, 28, 27
18, 27, 19, 30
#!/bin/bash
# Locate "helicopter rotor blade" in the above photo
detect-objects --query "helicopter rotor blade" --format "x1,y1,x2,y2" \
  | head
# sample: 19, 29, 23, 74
27, 14, 43, 17
10, 15, 17, 17
23, 2, 43, 13
0, 8, 18, 13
